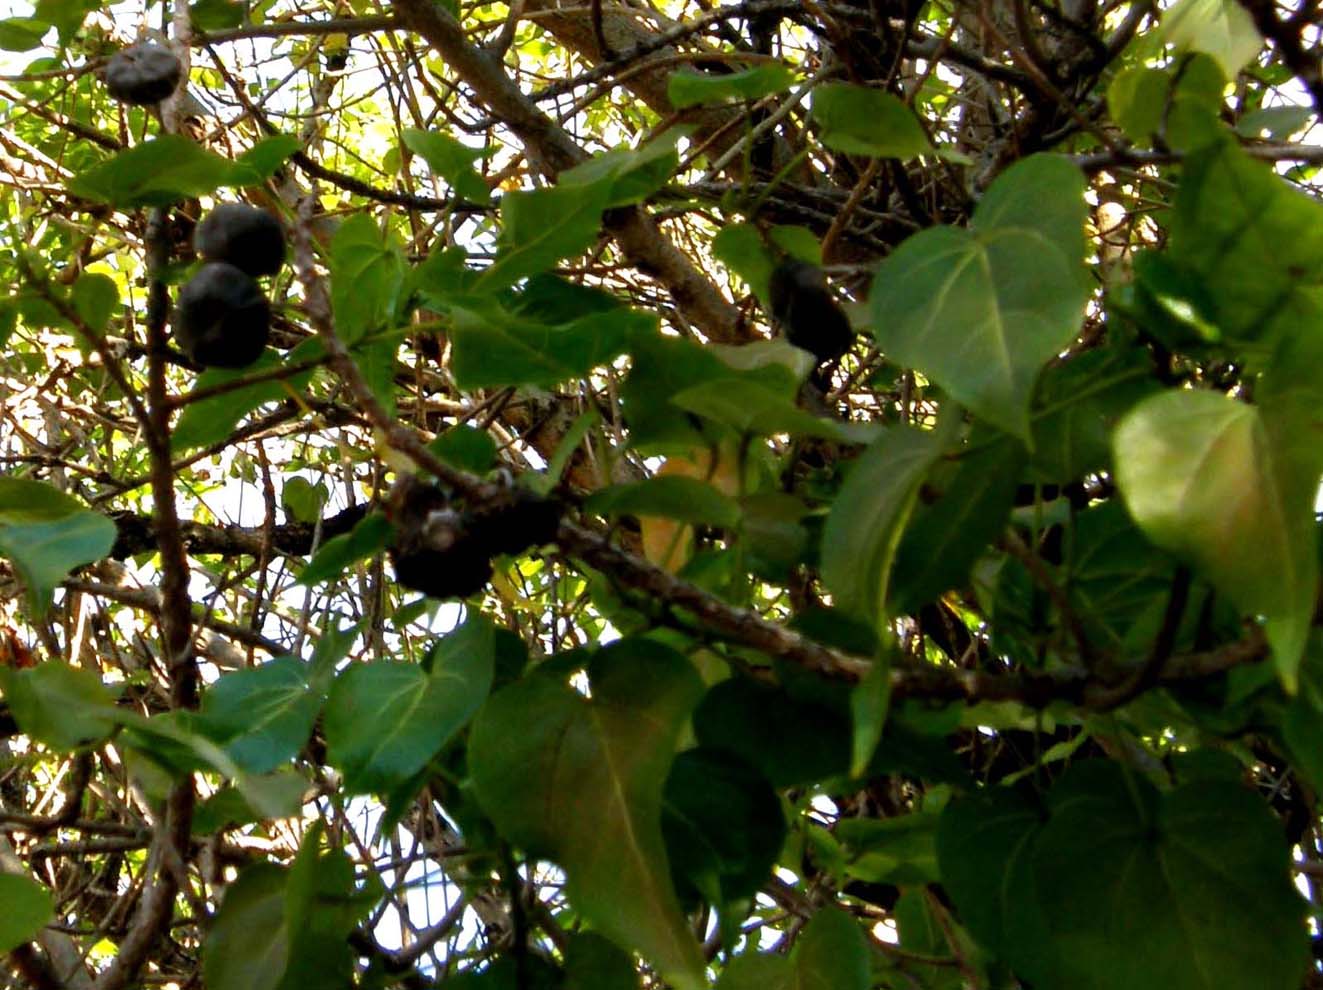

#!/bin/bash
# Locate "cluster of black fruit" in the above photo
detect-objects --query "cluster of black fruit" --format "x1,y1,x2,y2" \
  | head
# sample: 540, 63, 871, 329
385, 475, 562, 600
174, 204, 285, 368
101, 44, 284, 370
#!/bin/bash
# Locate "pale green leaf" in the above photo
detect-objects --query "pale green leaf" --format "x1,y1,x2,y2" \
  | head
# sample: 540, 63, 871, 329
402, 128, 491, 205
68, 136, 254, 208
0, 661, 117, 750
868, 156, 1088, 439
0, 478, 115, 614
329, 214, 406, 345
1162, 0, 1262, 77
71, 272, 118, 333
810, 83, 932, 158
322, 618, 494, 792
478, 181, 613, 291
1113, 390, 1316, 689
0, 874, 52, 953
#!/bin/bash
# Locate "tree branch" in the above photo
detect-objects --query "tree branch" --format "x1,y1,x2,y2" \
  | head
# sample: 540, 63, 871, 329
389, 0, 742, 341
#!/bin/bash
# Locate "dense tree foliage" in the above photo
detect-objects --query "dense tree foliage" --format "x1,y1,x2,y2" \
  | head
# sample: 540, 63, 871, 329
1, 0, 1322, 986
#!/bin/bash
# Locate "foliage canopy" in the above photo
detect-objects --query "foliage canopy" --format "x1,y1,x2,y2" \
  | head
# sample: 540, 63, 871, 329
0, 0, 1322, 986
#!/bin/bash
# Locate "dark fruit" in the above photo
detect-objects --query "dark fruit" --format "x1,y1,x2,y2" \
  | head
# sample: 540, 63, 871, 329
768, 258, 854, 364
104, 43, 182, 106
194, 204, 286, 277
385, 480, 493, 599
390, 543, 494, 600
172, 262, 270, 369
466, 490, 561, 557
383, 476, 560, 600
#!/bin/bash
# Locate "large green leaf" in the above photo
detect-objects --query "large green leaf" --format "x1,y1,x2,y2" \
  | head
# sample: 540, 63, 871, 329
621, 332, 733, 449
173, 341, 322, 452
0, 478, 115, 614
693, 679, 849, 788
890, 433, 1025, 614
1029, 763, 1307, 990
0, 17, 49, 50
661, 747, 785, 907
322, 617, 495, 792
0, 661, 117, 750
116, 709, 306, 820
71, 272, 118, 333
32, 0, 95, 41
281, 477, 328, 525
1066, 501, 1179, 654
715, 908, 870, 990
792, 908, 871, 990
559, 132, 684, 208
891, 889, 964, 990
281, 826, 379, 989
199, 657, 322, 774
329, 214, 407, 345
190, 0, 245, 31
233, 134, 302, 182
713, 223, 776, 302
402, 128, 491, 205
671, 377, 876, 444
1113, 390, 1317, 688
0, 874, 52, 953
667, 64, 794, 108
868, 155, 1089, 440
1282, 638, 1323, 792
1166, 136, 1323, 362
204, 863, 289, 990
618, 333, 812, 450
937, 785, 1046, 960
67, 136, 260, 207
1107, 66, 1170, 143
468, 639, 707, 990
1106, 58, 1225, 145
1029, 346, 1157, 483
429, 424, 498, 474
821, 425, 945, 623
833, 811, 940, 885
203, 829, 378, 990
563, 932, 641, 990
448, 298, 652, 389
354, 331, 402, 418
810, 83, 933, 158
1161, 0, 1262, 77
939, 764, 1310, 990
478, 181, 613, 291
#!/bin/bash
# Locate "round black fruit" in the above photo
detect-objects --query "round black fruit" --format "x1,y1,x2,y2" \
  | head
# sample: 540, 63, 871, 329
194, 204, 286, 277
104, 43, 182, 106
172, 262, 271, 369
466, 491, 561, 557
768, 258, 854, 364
390, 542, 494, 600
